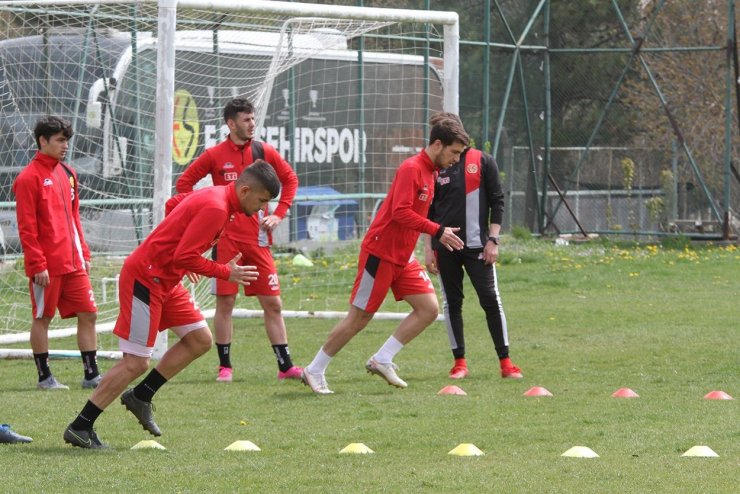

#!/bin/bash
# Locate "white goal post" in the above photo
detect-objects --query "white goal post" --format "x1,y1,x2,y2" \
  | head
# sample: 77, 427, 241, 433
0, 0, 459, 357
151, 0, 460, 226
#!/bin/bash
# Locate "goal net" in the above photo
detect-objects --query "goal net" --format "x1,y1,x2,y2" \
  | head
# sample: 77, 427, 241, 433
0, 0, 459, 351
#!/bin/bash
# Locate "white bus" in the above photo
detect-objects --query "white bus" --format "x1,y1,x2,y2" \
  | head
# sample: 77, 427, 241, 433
0, 28, 443, 250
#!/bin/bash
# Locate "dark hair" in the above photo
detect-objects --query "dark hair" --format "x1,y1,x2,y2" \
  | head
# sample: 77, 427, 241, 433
429, 114, 469, 148
224, 98, 255, 123
429, 111, 463, 127
34, 115, 73, 148
237, 159, 280, 199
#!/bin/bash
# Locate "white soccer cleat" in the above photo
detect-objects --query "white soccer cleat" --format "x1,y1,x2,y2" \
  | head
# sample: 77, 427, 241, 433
37, 375, 69, 390
365, 358, 407, 388
301, 369, 334, 394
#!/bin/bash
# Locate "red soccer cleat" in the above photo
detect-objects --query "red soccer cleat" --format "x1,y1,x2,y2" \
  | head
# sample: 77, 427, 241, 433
448, 358, 468, 379
449, 365, 469, 379
500, 358, 523, 379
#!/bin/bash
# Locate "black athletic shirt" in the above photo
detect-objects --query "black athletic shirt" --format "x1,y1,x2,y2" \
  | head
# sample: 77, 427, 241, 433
428, 148, 504, 250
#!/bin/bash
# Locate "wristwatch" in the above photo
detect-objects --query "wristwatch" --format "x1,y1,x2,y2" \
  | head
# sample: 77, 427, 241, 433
488, 235, 500, 245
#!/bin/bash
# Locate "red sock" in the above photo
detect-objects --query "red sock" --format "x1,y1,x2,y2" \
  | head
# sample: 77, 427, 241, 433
499, 357, 512, 368
454, 357, 467, 368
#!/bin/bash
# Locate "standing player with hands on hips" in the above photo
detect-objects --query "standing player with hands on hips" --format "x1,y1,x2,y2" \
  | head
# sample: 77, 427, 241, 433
176, 98, 302, 383
13, 116, 101, 390
301, 116, 469, 394
424, 113, 522, 380
63, 162, 280, 449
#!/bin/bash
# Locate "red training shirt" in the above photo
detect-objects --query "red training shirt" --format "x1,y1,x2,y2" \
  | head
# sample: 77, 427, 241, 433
175, 138, 297, 246
362, 150, 442, 266
126, 183, 242, 291
13, 151, 91, 277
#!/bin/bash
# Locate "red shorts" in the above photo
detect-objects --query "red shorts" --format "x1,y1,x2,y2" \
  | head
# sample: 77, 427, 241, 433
113, 263, 205, 348
350, 250, 435, 313
210, 236, 280, 297
30, 269, 97, 319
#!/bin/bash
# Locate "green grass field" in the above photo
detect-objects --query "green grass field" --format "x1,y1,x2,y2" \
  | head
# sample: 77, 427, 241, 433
1, 239, 738, 493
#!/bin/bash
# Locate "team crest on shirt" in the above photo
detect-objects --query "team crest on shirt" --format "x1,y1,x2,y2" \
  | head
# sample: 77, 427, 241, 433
43, 178, 53, 186
223, 162, 234, 169
466, 163, 479, 174
418, 184, 429, 201
224, 172, 238, 181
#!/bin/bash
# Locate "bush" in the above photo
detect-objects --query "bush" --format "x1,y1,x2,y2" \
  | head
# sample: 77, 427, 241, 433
660, 234, 691, 250
510, 224, 532, 240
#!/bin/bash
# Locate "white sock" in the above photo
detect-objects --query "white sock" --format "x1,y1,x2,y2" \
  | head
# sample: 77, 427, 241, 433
306, 348, 332, 375
373, 336, 404, 364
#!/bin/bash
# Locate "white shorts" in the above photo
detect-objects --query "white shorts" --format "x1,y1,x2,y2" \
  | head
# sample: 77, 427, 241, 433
118, 321, 208, 358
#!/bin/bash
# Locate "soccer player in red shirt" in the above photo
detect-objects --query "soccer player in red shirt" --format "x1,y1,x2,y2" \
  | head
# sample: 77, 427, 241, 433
63, 162, 280, 449
13, 116, 100, 390
176, 98, 301, 383
301, 116, 469, 394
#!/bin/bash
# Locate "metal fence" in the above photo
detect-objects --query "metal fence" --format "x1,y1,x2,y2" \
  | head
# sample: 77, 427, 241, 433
357, 0, 739, 240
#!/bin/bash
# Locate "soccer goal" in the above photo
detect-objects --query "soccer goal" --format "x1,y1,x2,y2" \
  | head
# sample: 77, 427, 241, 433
0, 0, 459, 356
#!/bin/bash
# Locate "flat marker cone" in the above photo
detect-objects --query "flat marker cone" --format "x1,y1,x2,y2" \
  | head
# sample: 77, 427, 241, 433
612, 387, 639, 398
131, 439, 166, 450
292, 254, 314, 267
339, 443, 374, 454
703, 390, 733, 400
448, 443, 484, 456
438, 385, 467, 396
523, 386, 553, 397
681, 445, 719, 457
225, 440, 261, 451
561, 446, 599, 458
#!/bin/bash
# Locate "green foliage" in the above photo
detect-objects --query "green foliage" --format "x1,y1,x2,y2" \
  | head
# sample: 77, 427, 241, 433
2, 241, 738, 493
510, 224, 533, 240
660, 234, 691, 250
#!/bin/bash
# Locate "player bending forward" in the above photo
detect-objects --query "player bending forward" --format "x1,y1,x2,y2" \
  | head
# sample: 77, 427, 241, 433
63, 162, 280, 449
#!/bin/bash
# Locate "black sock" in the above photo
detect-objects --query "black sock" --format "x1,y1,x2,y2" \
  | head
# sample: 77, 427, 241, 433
33, 352, 51, 382
133, 368, 168, 403
81, 350, 99, 380
217, 343, 232, 368
496, 347, 510, 360
272, 344, 294, 372
70, 400, 103, 430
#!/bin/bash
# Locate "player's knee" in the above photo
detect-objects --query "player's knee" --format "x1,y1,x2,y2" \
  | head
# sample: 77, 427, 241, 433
122, 355, 150, 376
185, 327, 212, 356
418, 303, 439, 325
78, 311, 97, 325
216, 295, 237, 312
260, 296, 283, 314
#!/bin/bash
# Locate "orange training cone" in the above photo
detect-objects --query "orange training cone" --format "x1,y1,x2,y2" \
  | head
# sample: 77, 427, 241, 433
703, 390, 733, 400
438, 385, 467, 396
612, 387, 639, 398
523, 386, 553, 397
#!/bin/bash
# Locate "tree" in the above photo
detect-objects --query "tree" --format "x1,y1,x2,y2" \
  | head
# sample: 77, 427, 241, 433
621, 0, 738, 217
